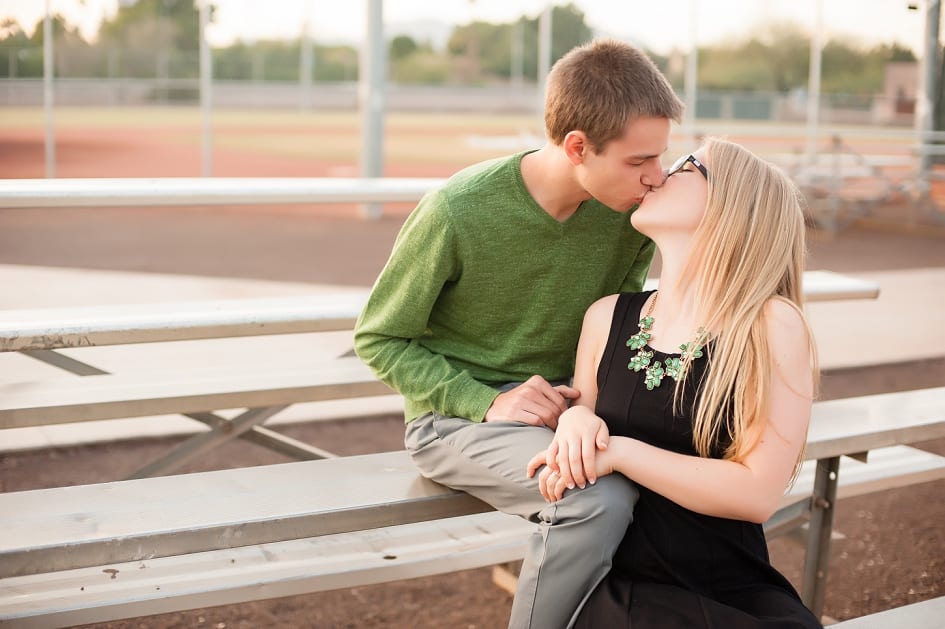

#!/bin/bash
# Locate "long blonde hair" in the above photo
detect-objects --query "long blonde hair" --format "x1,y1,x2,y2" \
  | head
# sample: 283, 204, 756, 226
674, 138, 819, 470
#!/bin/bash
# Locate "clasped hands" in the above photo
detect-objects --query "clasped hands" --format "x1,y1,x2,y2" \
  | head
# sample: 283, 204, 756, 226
526, 405, 615, 502
482, 377, 614, 502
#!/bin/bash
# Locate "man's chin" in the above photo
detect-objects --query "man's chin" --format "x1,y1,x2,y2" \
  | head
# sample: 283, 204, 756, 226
608, 198, 643, 213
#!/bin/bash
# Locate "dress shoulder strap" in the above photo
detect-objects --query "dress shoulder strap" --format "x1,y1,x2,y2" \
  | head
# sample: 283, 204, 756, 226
596, 291, 655, 393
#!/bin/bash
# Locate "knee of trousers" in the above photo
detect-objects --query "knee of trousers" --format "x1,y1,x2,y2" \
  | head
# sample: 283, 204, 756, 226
556, 473, 639, 529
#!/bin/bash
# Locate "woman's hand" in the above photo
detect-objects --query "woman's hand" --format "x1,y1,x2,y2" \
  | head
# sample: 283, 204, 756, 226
526, 412, 616, 503
548, 405, 610, 489
526, 444, 616, 502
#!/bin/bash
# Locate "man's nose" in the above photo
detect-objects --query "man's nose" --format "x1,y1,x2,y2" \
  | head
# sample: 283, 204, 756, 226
642, 161, 667, 188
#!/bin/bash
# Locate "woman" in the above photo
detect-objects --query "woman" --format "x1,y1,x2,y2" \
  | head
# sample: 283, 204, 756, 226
527, 138, 823, 628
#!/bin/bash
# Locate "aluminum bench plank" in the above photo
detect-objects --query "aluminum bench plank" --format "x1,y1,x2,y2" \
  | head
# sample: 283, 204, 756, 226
0, 358, 389, 429
0, 294, 368, 352
829, 596, 945, 628
0, 451, 493, 580
0, 271, 877, 353
0, 512, 533, 628
1, 393, 944, 624
2, 446, 942, 626
786, 445, 945, 503
3, 384, 944, 579
803, 387, 945, 461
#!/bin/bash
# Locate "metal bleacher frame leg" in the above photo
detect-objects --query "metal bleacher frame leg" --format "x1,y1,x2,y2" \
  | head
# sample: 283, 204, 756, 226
20, 349, 336, 478
802, 456, 841, 619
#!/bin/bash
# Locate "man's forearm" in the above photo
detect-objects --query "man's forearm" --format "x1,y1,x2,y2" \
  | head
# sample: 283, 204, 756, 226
354, 331, 499, 421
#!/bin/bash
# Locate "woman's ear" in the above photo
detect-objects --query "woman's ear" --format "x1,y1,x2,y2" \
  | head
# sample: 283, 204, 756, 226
563, 131, 589, 166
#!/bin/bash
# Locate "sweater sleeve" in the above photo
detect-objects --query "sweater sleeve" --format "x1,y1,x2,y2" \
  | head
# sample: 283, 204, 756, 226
353, 191, 500, 422
618, 237, 655, 292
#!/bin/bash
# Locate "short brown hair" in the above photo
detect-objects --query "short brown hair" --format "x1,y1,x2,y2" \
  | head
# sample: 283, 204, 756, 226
544, 38, 684, 149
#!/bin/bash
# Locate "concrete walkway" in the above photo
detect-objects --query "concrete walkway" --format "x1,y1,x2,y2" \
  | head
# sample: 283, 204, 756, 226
1, 263, 943, 452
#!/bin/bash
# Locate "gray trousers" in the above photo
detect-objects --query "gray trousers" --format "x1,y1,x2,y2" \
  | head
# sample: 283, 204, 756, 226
405, 411, 639, 629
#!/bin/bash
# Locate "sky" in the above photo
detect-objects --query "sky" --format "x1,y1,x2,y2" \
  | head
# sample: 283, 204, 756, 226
0, 0, 935, 57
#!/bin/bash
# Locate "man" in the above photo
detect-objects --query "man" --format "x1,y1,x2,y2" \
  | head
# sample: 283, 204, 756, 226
354, 38, 683, 628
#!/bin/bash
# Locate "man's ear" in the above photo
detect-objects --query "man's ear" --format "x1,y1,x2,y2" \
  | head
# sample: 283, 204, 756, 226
563, 131, 589, 165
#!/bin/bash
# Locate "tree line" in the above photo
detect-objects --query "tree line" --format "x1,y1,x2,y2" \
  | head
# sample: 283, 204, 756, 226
0, 0, 917, 95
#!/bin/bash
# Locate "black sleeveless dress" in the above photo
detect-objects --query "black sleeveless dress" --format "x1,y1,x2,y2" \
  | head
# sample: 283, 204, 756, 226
573, 291, 822, 629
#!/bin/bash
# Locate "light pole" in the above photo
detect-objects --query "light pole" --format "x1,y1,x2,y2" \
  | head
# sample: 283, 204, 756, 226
199, 0, 212, 177
537, 4, 552, 137
511, 20, 524, 90
916, 0, 942, 184
300, 0, 314, 112
43, 0, 55, 178
805, 0, 824, 165
359, 0, 385, 219
684, 0, 699, 146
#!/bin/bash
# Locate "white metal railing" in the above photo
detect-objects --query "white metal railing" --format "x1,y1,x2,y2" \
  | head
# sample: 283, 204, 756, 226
0, 177, 446, 209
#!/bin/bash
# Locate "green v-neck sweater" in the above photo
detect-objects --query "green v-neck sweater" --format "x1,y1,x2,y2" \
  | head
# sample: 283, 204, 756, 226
354, 151, 654, 423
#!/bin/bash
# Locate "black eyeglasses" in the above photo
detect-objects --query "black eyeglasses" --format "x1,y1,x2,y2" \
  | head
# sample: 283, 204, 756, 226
667, 154, 708, 180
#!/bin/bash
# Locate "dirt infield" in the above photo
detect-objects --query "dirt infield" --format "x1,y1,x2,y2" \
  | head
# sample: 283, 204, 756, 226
1, 109, 944, 627
0, 108, 538, 183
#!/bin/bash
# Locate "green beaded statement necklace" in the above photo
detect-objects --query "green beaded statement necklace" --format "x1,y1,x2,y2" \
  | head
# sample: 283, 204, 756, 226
626, 292, 710, 390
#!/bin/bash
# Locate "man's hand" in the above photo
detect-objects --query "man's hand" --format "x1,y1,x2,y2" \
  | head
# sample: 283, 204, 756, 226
483, 375, 579, 429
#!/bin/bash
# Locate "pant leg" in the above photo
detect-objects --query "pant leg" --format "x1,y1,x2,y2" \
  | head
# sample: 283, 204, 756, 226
406, 412, 639, 629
